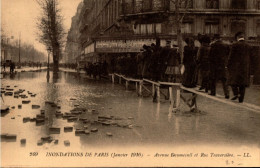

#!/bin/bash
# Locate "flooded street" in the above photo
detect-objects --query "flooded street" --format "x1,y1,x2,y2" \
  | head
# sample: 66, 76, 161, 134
1, 71, 260, 167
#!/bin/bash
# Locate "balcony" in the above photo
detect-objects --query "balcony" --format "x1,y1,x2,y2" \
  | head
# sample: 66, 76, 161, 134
122, 0, 169, 15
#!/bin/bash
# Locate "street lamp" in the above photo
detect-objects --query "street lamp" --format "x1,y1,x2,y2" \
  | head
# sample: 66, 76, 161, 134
47, 47, 52, 79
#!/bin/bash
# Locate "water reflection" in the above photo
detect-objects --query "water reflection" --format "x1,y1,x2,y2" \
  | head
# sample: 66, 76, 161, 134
174, 116, 180, 135
137, 98, 142, 119
155, 102, 160, 121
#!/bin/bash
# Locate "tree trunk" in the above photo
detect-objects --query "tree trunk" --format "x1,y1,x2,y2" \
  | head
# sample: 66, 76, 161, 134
52, 44, 59, 73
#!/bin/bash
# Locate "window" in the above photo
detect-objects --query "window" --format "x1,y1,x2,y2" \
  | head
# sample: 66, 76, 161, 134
143, 0, 152, 11
206, 0, 219, 9
141, 24, 146, 34
135, 0, 143, 13
133, 23, 162, 35
231, 20, 246, 36
180, 0, 193, 8
123, 0, 134, 14
257, 21, 260, 36
231, 0, 247, 9
155, 23, 162, 33
152, 0, 163, 10
257, 0, 260, 10
205, 21, 219, 35
147, 24, 153, 34
133, 24, 140, 34
181, 22, 193, 34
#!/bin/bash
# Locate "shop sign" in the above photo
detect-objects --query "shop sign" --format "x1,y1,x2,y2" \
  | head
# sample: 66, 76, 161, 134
96, 39, 156, 53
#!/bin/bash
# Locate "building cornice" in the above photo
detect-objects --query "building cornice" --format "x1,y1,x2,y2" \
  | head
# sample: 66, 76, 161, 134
121, 9, 260, 17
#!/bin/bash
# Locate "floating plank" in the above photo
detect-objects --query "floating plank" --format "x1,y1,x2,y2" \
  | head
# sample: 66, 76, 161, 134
1, 105, 10, 112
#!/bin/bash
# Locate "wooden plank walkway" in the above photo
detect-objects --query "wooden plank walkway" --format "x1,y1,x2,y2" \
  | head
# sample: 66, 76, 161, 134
111, 73, 260, 113
181, 86, 260, 113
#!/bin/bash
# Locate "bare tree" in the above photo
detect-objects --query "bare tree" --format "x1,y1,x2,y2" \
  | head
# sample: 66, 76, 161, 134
170, 0, 190, 63
36, 0, 65, 72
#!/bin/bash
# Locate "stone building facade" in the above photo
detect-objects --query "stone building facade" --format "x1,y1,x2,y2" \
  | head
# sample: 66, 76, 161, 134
65, 0, 260, 81
72, 0, 259, 60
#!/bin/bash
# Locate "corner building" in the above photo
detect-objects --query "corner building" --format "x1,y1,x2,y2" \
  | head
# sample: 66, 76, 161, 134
75, 0, 260, 77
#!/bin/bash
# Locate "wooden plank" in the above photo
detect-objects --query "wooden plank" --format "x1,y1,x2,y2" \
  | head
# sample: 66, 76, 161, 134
142, 85, 152, 94
181, 86, 260, 113
114, 73, 121, 77
124, 78, 141, 82
112, 74, 115, 84
169, 87, 173, 105
135, 82, 138, 93
119, 76, 122, 84
159, 82, 181, 86
156, 86, 160, 103
139, 81, 143, 96
126, 81, 129, 90
152, 84, 155, 97
143, 79, 160, 86
176, 87, 181, 109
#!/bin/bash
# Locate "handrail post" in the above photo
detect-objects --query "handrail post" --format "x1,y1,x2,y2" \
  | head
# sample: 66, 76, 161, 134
112, 74, 115, 84
156, 85, 160, 103
139, 81, 143, 96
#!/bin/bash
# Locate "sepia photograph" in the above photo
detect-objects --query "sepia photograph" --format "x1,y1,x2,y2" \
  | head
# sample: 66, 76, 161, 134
1, 0, 260, 167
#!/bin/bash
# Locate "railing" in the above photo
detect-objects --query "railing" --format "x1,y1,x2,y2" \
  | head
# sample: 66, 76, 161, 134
110, 73, 260, 113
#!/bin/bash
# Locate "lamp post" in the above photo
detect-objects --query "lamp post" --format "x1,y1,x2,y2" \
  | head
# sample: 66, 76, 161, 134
47, 47, 52, 79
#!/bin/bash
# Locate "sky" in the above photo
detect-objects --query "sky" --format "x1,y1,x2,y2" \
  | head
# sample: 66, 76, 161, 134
1, 0, 82, 55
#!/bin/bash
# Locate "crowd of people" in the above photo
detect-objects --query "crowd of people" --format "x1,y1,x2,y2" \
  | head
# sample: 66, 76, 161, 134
60, 63, 77, 69
84, 61, 108, 79
2, 61, 16, 73
108, 32, 251, 103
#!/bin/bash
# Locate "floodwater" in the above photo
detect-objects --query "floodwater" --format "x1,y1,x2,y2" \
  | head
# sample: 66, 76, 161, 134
1, 71, 260, 167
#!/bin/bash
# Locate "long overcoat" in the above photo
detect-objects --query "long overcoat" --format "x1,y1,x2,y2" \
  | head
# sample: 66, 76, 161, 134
228, 40, 251, 86
209, 40, 230, 79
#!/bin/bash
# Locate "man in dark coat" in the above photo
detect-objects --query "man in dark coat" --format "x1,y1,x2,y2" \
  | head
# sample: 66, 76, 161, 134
228, 32, 251, 103
209, 34, 230, 98
182, 37, 198, 88
196, 35, 211, 92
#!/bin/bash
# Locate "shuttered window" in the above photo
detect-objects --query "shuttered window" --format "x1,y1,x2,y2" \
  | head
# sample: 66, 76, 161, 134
257, 22, 260, 36
133, 23, 162, 34
180, 0, 193, 8
231, 0, 247, 9
206, 0, 219, 9
181, 22, 193, 34
205, 20, 219, 35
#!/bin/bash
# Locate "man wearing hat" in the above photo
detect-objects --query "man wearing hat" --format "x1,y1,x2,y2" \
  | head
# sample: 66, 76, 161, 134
228, 32, 251, 103
209, 34, 230, 98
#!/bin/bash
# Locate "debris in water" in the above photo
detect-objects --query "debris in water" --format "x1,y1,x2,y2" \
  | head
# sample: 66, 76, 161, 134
54, 140, 59, 144
23, 117, 30, 123
37, 140, 43, 146
32, 105, 40, 109
91, 128, 98, 132
64, 127, 73, 132
75, 129, 85, 134
22, 100, 31, 104
20, 139, 26, 144
64, 140, 70, 146
49, 127, 61, 134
